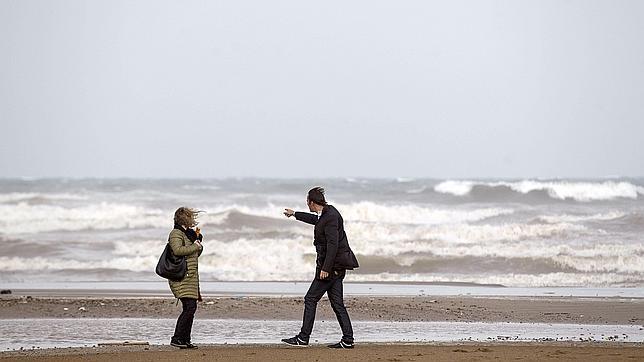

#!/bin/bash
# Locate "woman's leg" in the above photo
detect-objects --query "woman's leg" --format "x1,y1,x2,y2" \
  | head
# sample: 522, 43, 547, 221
173, 298, 197, 343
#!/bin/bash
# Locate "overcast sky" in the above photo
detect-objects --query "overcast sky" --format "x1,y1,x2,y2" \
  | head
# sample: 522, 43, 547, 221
1, 0, 643, 179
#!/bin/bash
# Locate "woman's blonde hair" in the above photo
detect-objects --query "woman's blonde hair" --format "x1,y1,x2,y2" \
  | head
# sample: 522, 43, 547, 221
174, 207, 201, 227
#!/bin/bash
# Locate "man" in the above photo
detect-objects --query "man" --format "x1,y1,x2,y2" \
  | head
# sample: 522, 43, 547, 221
281, 187, 360, 349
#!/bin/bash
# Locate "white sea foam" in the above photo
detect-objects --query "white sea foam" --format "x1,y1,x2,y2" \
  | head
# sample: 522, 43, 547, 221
346, 221, 588, 248
0, 256, 158, 273
0, 202, 235, 235
348, 272, 642, 287
201, 202, 512, 226
0, 201, 513, 235
2, 251, 639, 286
434, 180, 644, 201
434, 181, 474, 196
406, 186, 428, 194
2, 178, 642, 287
337, 202, 513, 225
375, 241, 644, 274
0, 236, 316, 281
538, 211, 626, 224
0, 203, 168, 234
4, 230, 642, 283
396, 177, 415, 183
180, 185, 221, 191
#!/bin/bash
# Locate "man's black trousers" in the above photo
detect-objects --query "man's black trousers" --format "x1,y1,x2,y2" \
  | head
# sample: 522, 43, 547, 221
297, 270, 354, 343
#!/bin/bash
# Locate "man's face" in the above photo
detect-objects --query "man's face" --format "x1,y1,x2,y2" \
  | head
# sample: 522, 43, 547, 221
307, 198, 315, 212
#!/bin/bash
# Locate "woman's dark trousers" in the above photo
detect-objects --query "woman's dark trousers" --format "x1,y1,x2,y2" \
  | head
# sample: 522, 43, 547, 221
297, 270, 354, 343
173, 297, 197, 343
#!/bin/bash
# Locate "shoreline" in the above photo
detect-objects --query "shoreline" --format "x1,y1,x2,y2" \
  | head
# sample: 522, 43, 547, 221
3, 281, 643, 298
2, 293, 643, 360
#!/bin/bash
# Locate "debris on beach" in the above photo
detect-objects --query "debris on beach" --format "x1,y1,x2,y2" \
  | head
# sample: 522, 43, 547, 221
78, 307, 86, 312
0, 289, 11, 294
97, 341, 149, 346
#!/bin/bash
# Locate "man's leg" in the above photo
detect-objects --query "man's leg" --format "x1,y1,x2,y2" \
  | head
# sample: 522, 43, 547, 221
298, 277, 331, 342
327, 272, 354, 344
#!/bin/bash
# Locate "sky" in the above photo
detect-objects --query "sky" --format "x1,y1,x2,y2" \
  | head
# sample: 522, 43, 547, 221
1, 0, 643, 179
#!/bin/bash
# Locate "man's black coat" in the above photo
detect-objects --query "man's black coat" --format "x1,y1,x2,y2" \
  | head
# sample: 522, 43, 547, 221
295, 205, 359, 273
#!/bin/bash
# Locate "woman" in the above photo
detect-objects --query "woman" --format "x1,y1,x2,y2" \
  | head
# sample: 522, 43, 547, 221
168, 207, 203, 349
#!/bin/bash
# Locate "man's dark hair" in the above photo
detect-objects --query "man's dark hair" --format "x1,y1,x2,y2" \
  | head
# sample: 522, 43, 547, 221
307, 187, 327, 206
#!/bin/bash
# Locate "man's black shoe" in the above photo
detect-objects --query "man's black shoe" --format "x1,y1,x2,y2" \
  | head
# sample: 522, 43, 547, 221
328, 340, 354, 349
170, 339, 188, 349
281, 336, 309, 347
185, 343, 198, 349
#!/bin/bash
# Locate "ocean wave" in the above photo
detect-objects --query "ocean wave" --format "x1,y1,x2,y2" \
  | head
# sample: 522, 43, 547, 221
110, 234, 643, 269
396, 177, 415, 183
1, 251, 641, 287
0, 256, 158, 273
0, 192, 89, 204
0, 236, 316, 281
346, 221, 588, 247
537, 211, 626, 224
10, 232, 634, 281
371, 242, 644, 274
347, 272, 643, 287
337, 202, 513, 225
0, 203, 169, 234
434, 180, 644, 202
180, 184, 221, 191
203, 202, 513, 226
406, 186, 428, 194
0, 201, 513, 234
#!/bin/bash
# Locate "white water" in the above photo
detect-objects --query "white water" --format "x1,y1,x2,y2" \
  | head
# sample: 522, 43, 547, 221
1, 178, 643, 287
1, 319, 642, 350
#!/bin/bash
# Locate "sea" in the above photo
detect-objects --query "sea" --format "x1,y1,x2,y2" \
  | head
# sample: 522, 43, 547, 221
1, 178, 643, 288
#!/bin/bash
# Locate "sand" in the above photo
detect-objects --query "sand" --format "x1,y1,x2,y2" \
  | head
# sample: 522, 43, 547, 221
1, 295, 642, 325
1, 343, 643, 361
2, 294, 643, 361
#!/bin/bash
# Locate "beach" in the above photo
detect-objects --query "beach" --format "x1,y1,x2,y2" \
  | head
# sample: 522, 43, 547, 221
1, 291, 643, 361
1, 295, 643, 325
2, 179, 644, 360
2, 343, 644, 362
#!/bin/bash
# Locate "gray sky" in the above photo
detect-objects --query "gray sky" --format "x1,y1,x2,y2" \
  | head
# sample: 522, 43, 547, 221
1, 0, 643, 179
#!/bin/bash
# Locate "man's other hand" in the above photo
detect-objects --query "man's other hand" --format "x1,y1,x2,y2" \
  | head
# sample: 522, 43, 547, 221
320, 270, 329, 279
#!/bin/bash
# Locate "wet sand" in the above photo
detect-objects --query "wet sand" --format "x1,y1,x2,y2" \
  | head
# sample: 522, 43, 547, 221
1, 295, 643, 325
1, 343, 643, 361
2, 295, 643, 360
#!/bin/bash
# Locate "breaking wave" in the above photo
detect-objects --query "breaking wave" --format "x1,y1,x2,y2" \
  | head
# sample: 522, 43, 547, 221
0, 202, 513, 234
434, 180, 644, 202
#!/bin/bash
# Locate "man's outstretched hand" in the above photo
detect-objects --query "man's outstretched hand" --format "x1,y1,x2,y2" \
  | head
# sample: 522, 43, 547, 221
284, 208, 295, 217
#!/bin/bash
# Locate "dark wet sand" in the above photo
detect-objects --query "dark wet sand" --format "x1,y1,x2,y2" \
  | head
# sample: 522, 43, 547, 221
1, 295, 643, 325
1, 343, 643, 362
